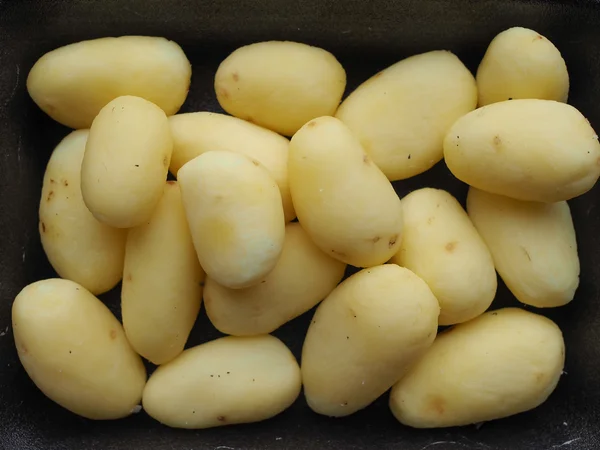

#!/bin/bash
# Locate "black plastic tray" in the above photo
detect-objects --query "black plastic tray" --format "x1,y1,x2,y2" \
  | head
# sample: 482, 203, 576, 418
1, 1, 600, 449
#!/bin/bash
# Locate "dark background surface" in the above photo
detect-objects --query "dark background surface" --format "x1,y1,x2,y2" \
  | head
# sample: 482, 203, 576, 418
1, 0, 600, 448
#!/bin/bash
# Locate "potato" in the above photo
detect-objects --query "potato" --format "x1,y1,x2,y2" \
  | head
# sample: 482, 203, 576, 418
390, 188, 496, 325
204, 222, 346, 336
122, 182, 204, 365
335, 50, 477, 181
215, 41, 346, 136
81, 95, 173, 228
302, 264, 439, 417
477, 27, 569, 106
466, 187, 579, 308
178, 151, 285, 289
12, 279, 146, 420
39, 129, 127, 295
143, 335, 301, 429
444, 99, 600, 202
288, 116, 404, 267
169, 112, 295, 221
26, 36, 191, 129
390, 308, 565, 428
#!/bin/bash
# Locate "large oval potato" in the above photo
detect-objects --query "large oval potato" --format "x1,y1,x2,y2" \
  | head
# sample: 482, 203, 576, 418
178, 151, 285, 289
466, 187, 579, 308
27, 36, 191, 129
122, 181, 204, 365
335, 50, 477, 181
143, 335, 301, 429
289, 116, 404, 267
12, 279, 146, 420
477, 27, 569, 106
302, 264, 440, 417
390, 308, 565, 428
215, 41, 346, 136
39, 129, 127, 295
204, 222, 346, 336
81, 95, 173, 228
169, 112, 295, 221
390, 188, 496, 325
444, 99, 600, 202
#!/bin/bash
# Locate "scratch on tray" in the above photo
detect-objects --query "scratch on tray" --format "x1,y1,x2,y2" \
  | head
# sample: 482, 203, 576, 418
552, 438, 581, 448
0, 325, 9, 337
420, 442, 461, 450
5, 64, 20, 106
214, 447, 236, 450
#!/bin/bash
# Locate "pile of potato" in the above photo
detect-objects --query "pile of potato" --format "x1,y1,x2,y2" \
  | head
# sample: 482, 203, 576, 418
12, 27, 600, 429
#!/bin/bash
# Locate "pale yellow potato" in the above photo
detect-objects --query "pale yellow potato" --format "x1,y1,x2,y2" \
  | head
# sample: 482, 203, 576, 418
477, 27, 569, 106
27, 36, 191, 129
39, 129, 126, 295
215, 41, 346, 136
335, 50, 477, 181
288, 116, 403, 267
178, 151, 285, 289
390, 188, 496, 325
143, 335, 301, 429
204, 222, 346, 336
122, 182, 204, 365
302, 264, 440, 417
12, 279, 146, 420
169, 112, 295, 221
81, 95, 173, 228
444, 99, 600, 202
390, 308, 565, 428
467, 187, 579, 308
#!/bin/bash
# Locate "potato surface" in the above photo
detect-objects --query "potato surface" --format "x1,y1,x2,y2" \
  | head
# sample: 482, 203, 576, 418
27, 36, 191, 129
302, 264, 439, 417
467, 187, 579, 308
12, 279, 146, 420
390, 308, 565, 428
143, 335, 301, 429
39, 129, 126, 295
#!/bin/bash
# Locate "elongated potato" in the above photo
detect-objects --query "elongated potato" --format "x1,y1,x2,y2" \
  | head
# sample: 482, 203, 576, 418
27, 36, 191, 129
81, 95, 173, 228
390, 308, 565, 428
143, 335, 301, 429
215, 41, 346, 136
39, 130, 126, 295
204, 222, 346, 336
466, 187, 579, 308
335, 50, 477, 181
390, 188, 496, 325
178, 151, 285, 289
169, 112, 295, 221
122, 182, 204, 365
444, 99, 600, 202
477, 27, 569, 106
302, 264, 440, 417
289, 116, 404, 267
12, 279, 146, 420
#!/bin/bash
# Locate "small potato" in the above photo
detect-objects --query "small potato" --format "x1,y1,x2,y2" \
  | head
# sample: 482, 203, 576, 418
302, 264, 440, 417
444, 99, 600, 202
215, 41, 346, 136
178, 151, 285, 289
204, 222, 346, 336
81, 95, 173, 228
390, 308, 565, 428
169, 112, 295, 221
288, 116, 404, 267
143, 335, 301, 429
12, 279, 146, 420
39, 129, 127, 295
27, 36, 191, 129
390, 188, 496, 325
335, 50, 477, 181
467, 187, 579, 308
122, 181, 204, 365
477, 27, 569, 106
